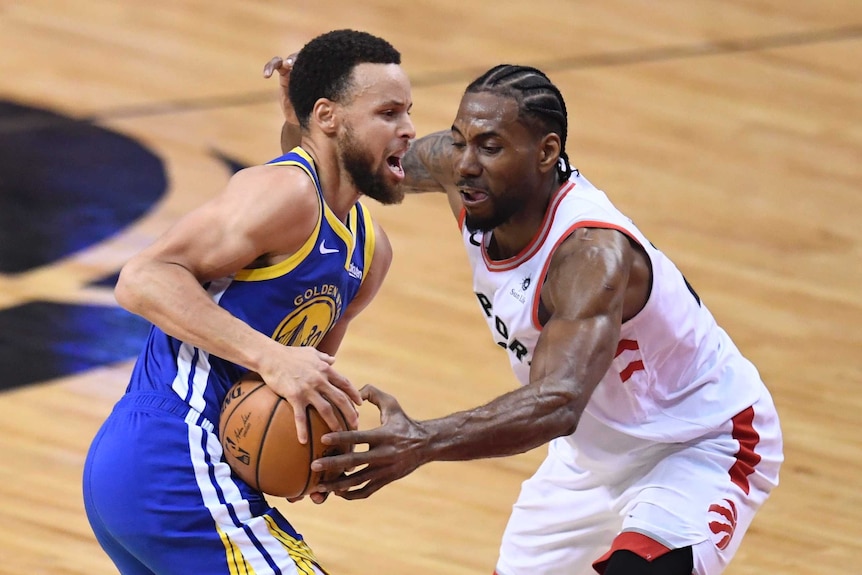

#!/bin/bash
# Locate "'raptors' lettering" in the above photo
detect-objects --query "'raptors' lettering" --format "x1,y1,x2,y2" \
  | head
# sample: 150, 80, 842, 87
475, 292, 529, 362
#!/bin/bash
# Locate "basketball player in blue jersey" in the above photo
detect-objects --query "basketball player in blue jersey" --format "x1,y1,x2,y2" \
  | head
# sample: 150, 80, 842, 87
275, 63, 783, 574
82, 29, 414, 575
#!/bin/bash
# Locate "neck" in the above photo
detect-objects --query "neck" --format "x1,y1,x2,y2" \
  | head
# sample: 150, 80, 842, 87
487, 177, 561, 260
300, 138, 360, 223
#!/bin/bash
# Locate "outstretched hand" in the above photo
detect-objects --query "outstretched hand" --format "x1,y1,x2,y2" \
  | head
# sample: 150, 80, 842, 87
310, 384, 429, 500
263, 53, 299, 126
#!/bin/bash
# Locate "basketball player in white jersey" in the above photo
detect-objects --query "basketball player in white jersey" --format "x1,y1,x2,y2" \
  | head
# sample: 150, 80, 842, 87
301, 64, 784, 574
83, 30, 415, 575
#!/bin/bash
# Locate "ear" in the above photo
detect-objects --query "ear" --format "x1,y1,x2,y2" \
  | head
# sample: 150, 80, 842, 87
537, 133, 562, 174
311, 99, 338, 136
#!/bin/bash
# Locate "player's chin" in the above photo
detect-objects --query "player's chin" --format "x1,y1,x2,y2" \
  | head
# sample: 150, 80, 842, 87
368, 181, 405, 205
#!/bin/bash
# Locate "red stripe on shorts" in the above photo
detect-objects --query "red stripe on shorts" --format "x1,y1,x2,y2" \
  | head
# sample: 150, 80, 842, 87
728, 406, 762, 495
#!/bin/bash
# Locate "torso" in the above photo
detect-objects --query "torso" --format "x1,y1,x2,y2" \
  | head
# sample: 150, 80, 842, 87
462, 170, 766, 442
126, 148, 376, 425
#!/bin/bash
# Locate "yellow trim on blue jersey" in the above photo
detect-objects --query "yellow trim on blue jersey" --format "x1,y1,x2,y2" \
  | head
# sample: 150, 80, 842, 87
263, 515, 327, 574
234, 150, 324, 282
323, 203, 356, 270
359, 203, 376, 286
217, 525, 253, 575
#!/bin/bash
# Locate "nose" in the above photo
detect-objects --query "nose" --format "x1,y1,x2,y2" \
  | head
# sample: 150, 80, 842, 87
401, 114, 416, 140
456, 145, 481, 178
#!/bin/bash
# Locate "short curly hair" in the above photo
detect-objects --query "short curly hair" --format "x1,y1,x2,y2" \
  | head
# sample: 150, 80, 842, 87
289, 29, 402, 129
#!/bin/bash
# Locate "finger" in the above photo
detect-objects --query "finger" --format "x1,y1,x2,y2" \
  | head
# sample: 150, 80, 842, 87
359, 384, 389, 405
262, 56, 284, 78
316, 351, 335, 365
311, 448, 369, 474
316, 466, 373, 493
285, 494, 304, 503
358, 385, 400, 421
334, 480, 385, 501
309, 491, 329, 504
281, 52, 299, 72
293, 402, 309, 445
319, 429, 377, 449
326, 367, 362, 407
310, 392, 352, 434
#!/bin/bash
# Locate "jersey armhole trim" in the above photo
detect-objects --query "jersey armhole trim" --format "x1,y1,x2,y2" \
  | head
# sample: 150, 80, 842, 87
235, 151, 324, 281
359, 204, 376, 286
531, 220, 642, 330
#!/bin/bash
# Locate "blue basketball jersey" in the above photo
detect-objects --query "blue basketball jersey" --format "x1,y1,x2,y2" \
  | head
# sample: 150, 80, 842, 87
125, 147, 376, 427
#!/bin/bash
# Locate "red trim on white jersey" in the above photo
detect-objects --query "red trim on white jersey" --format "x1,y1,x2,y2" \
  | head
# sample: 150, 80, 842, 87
529, 220, 643, 331
615, 339, 639, 357
481, 181, 576, 272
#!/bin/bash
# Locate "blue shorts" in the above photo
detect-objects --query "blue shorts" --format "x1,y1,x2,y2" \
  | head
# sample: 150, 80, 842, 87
82, 391, 328, 575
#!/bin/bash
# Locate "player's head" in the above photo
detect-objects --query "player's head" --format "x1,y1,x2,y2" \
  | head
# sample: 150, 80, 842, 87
453, 65, 573, 232
290, 29, 414, 205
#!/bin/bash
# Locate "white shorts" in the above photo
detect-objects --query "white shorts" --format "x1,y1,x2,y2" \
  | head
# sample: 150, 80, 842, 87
495, 392, 782, 575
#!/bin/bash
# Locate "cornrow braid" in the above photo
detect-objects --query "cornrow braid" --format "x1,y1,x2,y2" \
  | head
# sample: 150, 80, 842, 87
466, 64, 573, 182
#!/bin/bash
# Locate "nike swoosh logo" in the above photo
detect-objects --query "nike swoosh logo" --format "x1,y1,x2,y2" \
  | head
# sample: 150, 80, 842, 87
319, 240, 339, 255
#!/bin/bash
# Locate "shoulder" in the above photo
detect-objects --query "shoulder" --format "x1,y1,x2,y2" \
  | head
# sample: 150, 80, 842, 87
223, 164, 320, 218
217, 164, 322, 257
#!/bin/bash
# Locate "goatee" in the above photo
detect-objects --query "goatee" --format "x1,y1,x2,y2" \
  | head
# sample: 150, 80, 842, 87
341, 128, 403, 205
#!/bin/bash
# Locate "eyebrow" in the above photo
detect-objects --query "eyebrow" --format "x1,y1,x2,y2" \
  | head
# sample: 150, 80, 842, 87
379, 98, 411, 109
451, 125, 503, 140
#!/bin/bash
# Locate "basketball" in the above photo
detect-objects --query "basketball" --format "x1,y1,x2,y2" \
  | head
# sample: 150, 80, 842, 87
219, 372, 352, 498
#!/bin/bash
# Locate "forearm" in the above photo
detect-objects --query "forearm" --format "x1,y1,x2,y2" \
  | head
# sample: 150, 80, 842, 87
418, 381, 580, 463
418, 316, 615, 464
281, 121, 302, 155
402, 130, 456, 194
116, 260, 279, 372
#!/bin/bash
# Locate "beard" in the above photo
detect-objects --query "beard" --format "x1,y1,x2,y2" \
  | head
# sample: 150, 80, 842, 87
339, 126, 404, 206
462, 187, 521, 233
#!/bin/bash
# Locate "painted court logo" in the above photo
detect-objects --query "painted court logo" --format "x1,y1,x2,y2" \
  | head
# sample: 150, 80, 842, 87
708, 499, 738, 550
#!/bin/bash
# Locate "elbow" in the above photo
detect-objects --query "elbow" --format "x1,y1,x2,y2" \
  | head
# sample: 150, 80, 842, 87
539, 385, 584, 438
114, 260, 144, 314
557, 404, 580, 437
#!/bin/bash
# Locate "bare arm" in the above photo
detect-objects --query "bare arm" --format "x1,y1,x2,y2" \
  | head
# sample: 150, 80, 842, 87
263, 55, 303, 155
401, 130, 463, 219
314, 227, 634, 497
116, 165, 361, 440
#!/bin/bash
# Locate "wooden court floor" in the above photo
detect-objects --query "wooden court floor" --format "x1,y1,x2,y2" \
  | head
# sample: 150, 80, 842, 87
0, 1, 860, 573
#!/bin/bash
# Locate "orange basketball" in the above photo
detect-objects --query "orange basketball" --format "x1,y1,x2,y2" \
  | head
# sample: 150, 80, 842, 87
219, 372, 352, 498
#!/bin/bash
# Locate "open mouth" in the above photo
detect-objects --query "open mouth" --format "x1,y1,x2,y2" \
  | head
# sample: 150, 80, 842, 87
459, 188, 489, 205
387, 155, 405, 180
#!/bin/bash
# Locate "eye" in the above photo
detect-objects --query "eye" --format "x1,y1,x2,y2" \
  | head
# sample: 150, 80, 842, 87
481, 145, 502, 154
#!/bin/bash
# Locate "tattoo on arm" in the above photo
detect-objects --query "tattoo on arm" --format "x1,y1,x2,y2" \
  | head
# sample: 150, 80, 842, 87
402, 130, 455, 194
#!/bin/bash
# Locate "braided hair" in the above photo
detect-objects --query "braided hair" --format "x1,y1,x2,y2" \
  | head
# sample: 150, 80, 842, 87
466, 65, 574, 182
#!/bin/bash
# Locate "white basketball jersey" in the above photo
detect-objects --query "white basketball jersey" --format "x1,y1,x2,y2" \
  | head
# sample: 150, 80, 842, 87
462, 171, 765, 443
